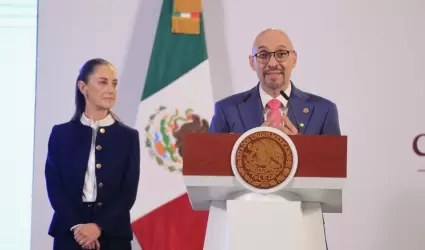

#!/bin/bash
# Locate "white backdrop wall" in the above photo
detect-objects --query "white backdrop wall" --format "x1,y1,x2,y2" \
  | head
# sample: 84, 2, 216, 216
32, 0, 425, 249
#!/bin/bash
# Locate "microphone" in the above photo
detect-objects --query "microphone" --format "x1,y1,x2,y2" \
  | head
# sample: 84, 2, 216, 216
280, 90, 301, 133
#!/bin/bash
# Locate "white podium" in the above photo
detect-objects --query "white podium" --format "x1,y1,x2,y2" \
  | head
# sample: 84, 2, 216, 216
182, 127, 347, 250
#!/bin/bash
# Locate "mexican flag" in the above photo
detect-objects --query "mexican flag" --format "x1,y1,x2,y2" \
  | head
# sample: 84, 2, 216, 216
130, 0, 212, 249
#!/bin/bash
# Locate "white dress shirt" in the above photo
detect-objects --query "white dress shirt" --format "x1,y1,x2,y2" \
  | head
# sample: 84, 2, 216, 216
259, 83, 291, 121
71, 113, 115, 231
80, 113, 115, 202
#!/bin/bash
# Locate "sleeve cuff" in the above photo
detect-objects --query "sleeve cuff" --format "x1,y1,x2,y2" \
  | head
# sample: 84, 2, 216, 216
70, 224, 83, 232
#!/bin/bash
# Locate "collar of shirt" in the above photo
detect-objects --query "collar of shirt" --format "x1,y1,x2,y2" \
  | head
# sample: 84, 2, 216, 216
259, 83, 291, 109
80, 112, 115, 129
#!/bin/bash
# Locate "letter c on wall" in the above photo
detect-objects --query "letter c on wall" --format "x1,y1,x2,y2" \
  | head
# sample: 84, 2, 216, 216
413, 134, 425, 156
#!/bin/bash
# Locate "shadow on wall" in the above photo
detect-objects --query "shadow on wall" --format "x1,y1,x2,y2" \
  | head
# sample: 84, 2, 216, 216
113, 0, 162, 126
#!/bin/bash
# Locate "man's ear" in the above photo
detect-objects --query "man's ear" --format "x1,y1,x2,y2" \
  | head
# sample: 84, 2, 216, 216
249, 55, 255, 71
292, 51, 297, 68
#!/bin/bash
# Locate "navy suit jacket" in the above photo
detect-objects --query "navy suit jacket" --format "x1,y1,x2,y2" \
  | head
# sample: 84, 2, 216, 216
209, 83, 341, 135
45, 119, 140, 240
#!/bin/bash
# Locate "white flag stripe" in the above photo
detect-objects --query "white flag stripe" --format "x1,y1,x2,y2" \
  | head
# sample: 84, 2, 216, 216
180, 13, 191, 18
130, 60, 214, 220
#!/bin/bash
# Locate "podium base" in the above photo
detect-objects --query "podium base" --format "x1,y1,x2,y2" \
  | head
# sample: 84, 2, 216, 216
203, 193, 327, 250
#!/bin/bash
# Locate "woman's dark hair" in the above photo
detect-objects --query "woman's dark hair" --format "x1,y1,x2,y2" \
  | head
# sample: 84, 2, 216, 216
71, 58, 120, 121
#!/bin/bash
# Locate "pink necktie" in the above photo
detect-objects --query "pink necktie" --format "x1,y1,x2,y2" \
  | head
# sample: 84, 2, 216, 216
266, 99, 282, 126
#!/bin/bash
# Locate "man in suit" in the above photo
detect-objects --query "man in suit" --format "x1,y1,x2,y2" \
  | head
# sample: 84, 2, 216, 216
209, 28, 341, 135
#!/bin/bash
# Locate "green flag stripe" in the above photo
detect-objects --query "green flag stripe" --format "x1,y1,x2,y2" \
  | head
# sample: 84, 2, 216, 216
141, 0, 208, 101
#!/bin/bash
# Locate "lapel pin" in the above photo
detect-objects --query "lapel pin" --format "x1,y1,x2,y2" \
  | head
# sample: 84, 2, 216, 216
300, 123, 305, 127
303, 108, 309, 114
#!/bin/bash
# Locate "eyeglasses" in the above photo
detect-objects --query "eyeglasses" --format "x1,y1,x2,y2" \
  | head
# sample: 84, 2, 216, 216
254, 50, 294, 64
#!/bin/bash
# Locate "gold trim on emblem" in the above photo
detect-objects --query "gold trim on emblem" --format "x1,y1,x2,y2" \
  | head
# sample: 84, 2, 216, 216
233, 131, 294, 189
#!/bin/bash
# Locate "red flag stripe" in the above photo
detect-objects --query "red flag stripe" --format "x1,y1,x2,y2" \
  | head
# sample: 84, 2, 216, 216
131, 193, 209, 250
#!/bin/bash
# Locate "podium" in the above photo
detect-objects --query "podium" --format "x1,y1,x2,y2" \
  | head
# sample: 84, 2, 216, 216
183, 127, 347, 250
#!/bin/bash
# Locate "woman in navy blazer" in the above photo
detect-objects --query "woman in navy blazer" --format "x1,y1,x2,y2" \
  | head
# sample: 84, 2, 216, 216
45, 58, 140, 250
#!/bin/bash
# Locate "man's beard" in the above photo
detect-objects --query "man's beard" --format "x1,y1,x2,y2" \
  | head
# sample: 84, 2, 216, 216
264, 81, 284, 90
263, 74, 285, 90
263, 67, 284, 88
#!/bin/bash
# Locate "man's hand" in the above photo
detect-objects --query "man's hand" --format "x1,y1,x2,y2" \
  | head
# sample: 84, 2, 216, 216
276, 114, 298, 135
262, 113, 298, 135
74, 223, 101, 249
